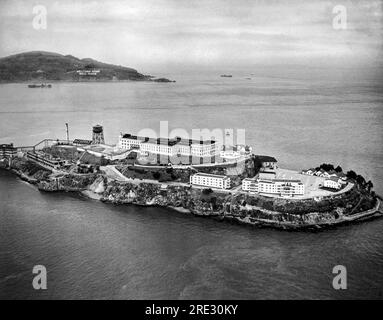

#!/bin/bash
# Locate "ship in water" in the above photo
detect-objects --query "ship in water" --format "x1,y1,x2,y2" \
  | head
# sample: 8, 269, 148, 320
28, 83, 52, 88
220, 74, 232, 77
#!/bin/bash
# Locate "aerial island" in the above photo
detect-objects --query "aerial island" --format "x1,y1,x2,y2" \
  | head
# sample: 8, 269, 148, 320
0, 124, 381, 230
0, 51, 175, 83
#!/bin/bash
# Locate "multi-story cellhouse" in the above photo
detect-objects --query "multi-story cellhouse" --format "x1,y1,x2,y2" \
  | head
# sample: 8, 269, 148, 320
242, 177, 305, 197
190, 173, 231, 190
118, 133, 219, 158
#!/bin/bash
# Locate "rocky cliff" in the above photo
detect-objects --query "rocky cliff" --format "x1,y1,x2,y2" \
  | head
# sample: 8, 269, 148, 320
3, 157, 381, 230
37, 173, 98, 191
95, 177, 380, 229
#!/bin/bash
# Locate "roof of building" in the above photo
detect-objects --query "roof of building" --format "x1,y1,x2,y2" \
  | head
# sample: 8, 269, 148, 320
73, 139, 92, 145
273, 179, 302, 183
254, 155, 278, 162
252, 178, 303, 185
193, 172, 230, 179
326, 177, 341, 182
142, 137, 179, 146
257, 179, 302, 183
121, 133, 216, 146
0, 143, 16, 149
259, 172, 276, 179
257, 179, 274, 184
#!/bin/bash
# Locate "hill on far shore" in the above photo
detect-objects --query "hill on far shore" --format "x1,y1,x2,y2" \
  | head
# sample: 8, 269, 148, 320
0, 51, 152, 82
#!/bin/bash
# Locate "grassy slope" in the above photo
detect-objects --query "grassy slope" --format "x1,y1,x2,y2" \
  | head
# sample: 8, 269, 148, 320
0, 51, 150, 82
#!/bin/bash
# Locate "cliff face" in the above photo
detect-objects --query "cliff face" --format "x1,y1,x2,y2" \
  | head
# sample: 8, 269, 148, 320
37, 173, 98, 191
101, 180, 226, 216
4, 157, 380, 229
9, 157, 51, 183
97, 178, 379, 228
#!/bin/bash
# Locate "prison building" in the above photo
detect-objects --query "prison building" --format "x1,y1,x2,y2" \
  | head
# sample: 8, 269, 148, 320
190, 173, 231, 190
118, 133, 219, 158
242, 178, 304, 197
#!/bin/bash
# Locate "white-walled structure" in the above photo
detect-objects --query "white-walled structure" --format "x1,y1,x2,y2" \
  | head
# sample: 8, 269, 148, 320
324, 177, 342, 189
118, 133, 219, 157
242, 178, 259, 193
242, 177, 305, 197
190, 173, 231, 189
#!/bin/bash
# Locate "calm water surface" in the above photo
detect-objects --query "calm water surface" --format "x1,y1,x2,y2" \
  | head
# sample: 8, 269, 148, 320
0, 74, 382, 299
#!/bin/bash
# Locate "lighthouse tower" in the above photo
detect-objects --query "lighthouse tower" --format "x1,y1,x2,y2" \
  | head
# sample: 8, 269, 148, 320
92, 124, 105, 144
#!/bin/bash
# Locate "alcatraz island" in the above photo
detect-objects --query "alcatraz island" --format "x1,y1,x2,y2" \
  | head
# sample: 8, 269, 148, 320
0, 124, 382, 230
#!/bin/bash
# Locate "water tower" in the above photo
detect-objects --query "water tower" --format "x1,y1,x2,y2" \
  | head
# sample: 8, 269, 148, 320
92, 124, 105, 144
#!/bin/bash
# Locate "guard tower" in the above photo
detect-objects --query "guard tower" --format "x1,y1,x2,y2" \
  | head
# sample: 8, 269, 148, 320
92, 124, 105, 144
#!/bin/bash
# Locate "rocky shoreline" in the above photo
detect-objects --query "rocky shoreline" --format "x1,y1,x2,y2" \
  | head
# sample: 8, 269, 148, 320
1, 156, 381, 231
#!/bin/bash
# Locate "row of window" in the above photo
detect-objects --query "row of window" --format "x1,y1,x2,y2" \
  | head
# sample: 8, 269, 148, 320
243, 181, 304, 195
120, 139, 218, 157
190, 176, 231, 189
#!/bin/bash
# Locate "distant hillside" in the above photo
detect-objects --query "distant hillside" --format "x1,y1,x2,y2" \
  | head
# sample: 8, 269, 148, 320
0, 51, 152, 82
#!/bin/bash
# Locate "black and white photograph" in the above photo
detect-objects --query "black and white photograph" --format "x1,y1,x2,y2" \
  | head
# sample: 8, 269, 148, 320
0, 0, 382, 305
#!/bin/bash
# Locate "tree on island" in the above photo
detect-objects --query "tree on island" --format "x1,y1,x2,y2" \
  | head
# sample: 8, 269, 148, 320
356, 174, 366, 187
166, 167, 173, 174
251, 156, 263, 171
152, 171, 161, 180
335, 165, 343, 173
319, 163, 335, 172
345, 171, 372, 190
366, 180, 374, 192
202, 188, 213, 195
346, 170, 357, 180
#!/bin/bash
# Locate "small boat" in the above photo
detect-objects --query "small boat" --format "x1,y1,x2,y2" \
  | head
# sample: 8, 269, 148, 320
220, 74, 232, 78
28, 83, 52, 88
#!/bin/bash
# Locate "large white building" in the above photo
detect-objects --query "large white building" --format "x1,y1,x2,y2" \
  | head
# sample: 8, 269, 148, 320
118, 134, 219, 157
242, 177, 305, 197
190, 173, 231, 189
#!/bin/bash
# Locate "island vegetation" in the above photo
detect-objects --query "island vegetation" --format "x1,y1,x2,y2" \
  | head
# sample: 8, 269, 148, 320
0, 51, 175, 83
